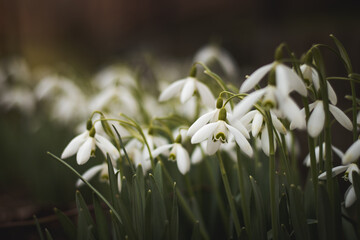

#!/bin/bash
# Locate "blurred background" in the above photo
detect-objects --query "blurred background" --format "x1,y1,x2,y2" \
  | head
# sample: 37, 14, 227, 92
1, 0, 360, 238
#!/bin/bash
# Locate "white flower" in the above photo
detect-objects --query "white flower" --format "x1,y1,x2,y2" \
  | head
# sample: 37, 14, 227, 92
76, 162, 122, 192
194, 44, 239, 78
342, 139, 360, 165
303, 143, 344, 167
159, 76, 215, 108
190, 109, 253, 157
319, 163, 359, 207
300, 64, 337, 105
240, 62, 307, 97
151, 143, 191, 175
233, 85, 306, 129
61, 126, 120, 165
306, 100, 353, 138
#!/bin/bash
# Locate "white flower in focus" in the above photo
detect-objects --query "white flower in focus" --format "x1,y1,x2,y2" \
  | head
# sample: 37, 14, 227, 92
159, 76, 215, 108
190, 109, 253, 157
319, 163, 359, 207
300, 64, 337, 105
191, 141, 237, 164
303, 143, 344, 167
342, 139, 360, 165
61, 124, 120, 165
76, 162, 122, 192
305, 100, 353, 137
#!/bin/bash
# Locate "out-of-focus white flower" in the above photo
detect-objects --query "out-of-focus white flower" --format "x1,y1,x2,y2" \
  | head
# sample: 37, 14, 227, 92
159, 76, 215, 108
93, 65, 137, 89
303, 143, 343, 167
305, 100, 353, 137
0, 87, 36, 115
190, 108, 253, 157
194, 44, 239, 78
76, 162, 122, 192
151, 142, 191, 175
300, 64, 337, 105
61, 125, 120, 165
319, 163, 359, 207
342, 139, 360, 165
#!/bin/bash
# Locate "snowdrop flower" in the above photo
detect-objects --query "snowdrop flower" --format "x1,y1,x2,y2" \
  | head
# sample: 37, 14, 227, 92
191, 140, 237, 164
194, 44, 239, 78
303, 143, 343, 167
151, 134, 191, 175
61, 121, 120, 165
0, 87, 36, 115
76, 162, 122, 192
93, 65, 136, 89
300, 64, 337, 105
305, 100, 353, 137
342, 139, 360, 165
190, 108, 253, 157
232, 62, 307, 129
319, 163, 359, 207
158, 71, 215, 108
239, 109, 286, 156
187, 98, 237, 137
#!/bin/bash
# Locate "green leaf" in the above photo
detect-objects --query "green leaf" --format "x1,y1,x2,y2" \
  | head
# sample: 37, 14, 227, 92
76, 191, 95, 240
330, 34, 352, 73
145, 189, 153, 240
54, 208, 76, 240
45, 228, 54, 240
110, 210, 123, 240
93, 193, 110, 240
33, 215, 44, 240
317, 182, 334, 240
249, 176, 266, 240
311, 47, 326, 80
288, 184, 309, 240
149, 173, 168, 240
132, 165, 146, 240
191, 221, 200, 240
113, 125, 136, 174
154, 161, 164, 197
351, 171, 360, 238
170, 183, 179, 240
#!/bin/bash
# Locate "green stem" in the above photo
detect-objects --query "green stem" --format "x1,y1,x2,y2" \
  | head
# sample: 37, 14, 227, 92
236, 147, 251, 238
350, 80, 358, 141
216, 152, 242, 238
265, 111, 279, 240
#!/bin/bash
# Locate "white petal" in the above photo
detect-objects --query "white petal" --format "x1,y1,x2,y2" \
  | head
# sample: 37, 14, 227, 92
331, 146, 344, 159
240, 63, 273, 93
275, 64, 290, 95
191, 122, 219, 144
232, 88, 267, 120
77, 137, 95, 165
345, 186, 356, 208
61, 131, 88, 159
226, 123, 253, 157
239, 110, 257, 125
187, 110, 216, 137
277, 64, 307, 96
271, 113, 287, 135
329, 104, 353, 131
342, 139, 360, 164
307, 101, 325, 137
206, 137, 221, 155
195, 81, 215, 108
228, 119, 250, 139
117, 171, 122, 192
76, 164, 104, 187
159, 79, 186, 102
151, 144, 174, 158
251, 112, 263, 137
289, 108, 305, 130
191, 145, 204, 164
318, 165, 348, 180
327, 82, 337, 105
261, 125, 270, 156
180, 78, 196, 103
277, 93, 306, 130
176, 145, 191, 174
95, 134, 120, 161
